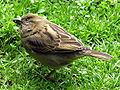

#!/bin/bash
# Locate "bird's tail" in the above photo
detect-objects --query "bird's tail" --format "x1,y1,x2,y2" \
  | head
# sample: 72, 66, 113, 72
82, 50, 114, 60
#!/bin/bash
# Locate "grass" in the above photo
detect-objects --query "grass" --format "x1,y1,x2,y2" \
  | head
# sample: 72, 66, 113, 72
0, 0, 120, 90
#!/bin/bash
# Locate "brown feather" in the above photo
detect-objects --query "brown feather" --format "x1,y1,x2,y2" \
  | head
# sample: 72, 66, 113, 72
82, 50, 114, 60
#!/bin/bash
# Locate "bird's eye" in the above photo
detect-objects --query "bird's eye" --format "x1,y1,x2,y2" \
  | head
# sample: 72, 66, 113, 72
25, 17, 31, 21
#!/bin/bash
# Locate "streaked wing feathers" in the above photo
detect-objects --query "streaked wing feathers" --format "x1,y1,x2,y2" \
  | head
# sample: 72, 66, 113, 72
23, 22, 84, 53
49, 23, 84, 51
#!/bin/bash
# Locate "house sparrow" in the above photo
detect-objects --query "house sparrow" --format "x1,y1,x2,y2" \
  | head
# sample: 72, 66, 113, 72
13, 14, 113, 82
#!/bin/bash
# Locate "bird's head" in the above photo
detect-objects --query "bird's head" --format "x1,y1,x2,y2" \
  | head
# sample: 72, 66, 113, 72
13, 14, 43, 25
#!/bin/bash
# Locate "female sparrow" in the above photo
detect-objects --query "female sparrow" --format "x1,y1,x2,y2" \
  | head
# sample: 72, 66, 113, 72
13, 14, 113, 82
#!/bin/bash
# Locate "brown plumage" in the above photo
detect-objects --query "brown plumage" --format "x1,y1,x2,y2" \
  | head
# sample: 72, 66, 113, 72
13, 14, 113, 82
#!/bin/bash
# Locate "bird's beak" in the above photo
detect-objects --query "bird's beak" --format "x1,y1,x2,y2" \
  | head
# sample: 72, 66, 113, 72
13, 17, 22, 24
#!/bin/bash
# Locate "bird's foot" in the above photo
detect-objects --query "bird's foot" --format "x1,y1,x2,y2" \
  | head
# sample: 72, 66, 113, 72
45, 76, 57, 83
45, 70, 56, 83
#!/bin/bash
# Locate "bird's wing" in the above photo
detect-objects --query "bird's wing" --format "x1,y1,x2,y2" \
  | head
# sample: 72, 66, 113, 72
22, 22, 84, 53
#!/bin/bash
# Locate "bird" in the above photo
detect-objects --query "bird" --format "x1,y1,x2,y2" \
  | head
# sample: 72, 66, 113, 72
13, 14, 113, 82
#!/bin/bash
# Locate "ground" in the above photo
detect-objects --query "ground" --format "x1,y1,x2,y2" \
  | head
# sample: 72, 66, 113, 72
0, 0, 120, 90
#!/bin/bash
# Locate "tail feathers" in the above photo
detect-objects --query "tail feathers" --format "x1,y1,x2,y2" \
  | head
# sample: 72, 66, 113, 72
83, 50, 114, 60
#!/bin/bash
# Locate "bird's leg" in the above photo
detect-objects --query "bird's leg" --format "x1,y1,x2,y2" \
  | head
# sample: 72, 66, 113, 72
45, 70, 56, 83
